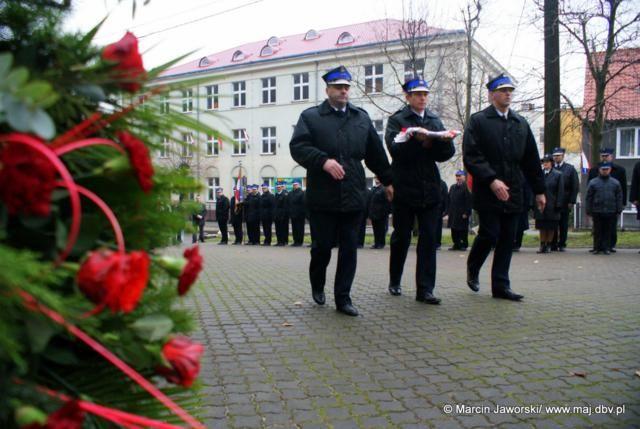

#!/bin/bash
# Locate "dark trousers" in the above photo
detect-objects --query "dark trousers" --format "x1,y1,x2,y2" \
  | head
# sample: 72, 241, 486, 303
232, 219, 243, 243
435, 216, 443, 247
513, 228, 525, 249
552, 207, 570, 248
371, 217, 389, 247
389, 203, 439, 295
217, 219, 228, 243
192, 222, 205, 243
261, 218, 273, 245
610, 215, 618, 248
357, 215, 367, 246
291, 216, 305, 245
592, 213, 614, 251
247, 220, 260, 244
467, 211, 518, 293
275, 218, 289, 244
308, 210, 362, 307
451, 228, 468, 249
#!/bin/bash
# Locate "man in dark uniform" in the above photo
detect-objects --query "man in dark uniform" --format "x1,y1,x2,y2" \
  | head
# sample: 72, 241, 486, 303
274, 181, 289, 246
357, 186, 370, 249
288, 180, 306, 246
215, 188, 230, 244
385, 77, 456, 304
260, 183, 275, 246
588, 148, 627, 252
550, 147, 579, 251
245, 185, 261, 245
586, 162, 623, 254
368, 177, 392, 249
463, 73, 546, 301
290, 65, 393, 317
435, 179, 449, 250
230, 188, 244, 245
192, 194, 207, 243
448, 170, 473, 250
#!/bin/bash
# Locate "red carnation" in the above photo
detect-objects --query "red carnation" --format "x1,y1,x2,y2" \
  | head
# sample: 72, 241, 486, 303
156, 336, 204, 387
0, 141, 57, 217
117, 131, 154, 193
102, 32, 145, 93
178, 246, 203, 296
77, 249, 150, 313
22, 401, 85, 429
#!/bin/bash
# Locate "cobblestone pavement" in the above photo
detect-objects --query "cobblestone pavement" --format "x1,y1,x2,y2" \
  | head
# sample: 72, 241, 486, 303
182, 242, 640, 428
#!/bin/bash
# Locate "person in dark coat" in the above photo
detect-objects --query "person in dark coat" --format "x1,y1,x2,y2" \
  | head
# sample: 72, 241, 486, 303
289, 65, 393, 317
588, 147, 627, 252
230, 190, 244, 245
550, 147, 579, 251
368, 177, 392, 249
586, 162, 623, 254
287, 180, 306, 246
434, 179, 449, 250
215, 188, 230, 244
463, 73, 546, 301
191, 194, 207, 243
244, 185, 261, 245
259, 183, 275, 246
630, 160, 640, 254
447, 170, 472, 250
357, 187, 371, 248
385, 77, 456, 304
274, 182, 289, 246
534, 156, 565, 254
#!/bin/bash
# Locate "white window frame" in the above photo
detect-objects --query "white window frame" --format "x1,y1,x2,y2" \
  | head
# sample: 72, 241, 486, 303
233, 81, 246, 107
206, 135, 220, 156
207, 177, 219, 202
160, 94, 170, 114
206, 85, 219, 110
182, 89, 193, 113
616, 127, 640, 159
181, 132, 194, 158
364, 64, 384, 94
261, 177, 274, 189
159, 137, 170, 158
403, 59, 425, 82
261, 127, 276, 155
262, 77, 276, 104
293, 73, 309, 101
233, 129, 247, 155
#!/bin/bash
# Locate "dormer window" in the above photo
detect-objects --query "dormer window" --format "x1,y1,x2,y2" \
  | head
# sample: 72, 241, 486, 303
267, 36, 280, 47
260, 45, 274, 57
232, 50, 245, 62
337, 31, 354, 45
198, 57, 210, 67
304, 29, 319, 40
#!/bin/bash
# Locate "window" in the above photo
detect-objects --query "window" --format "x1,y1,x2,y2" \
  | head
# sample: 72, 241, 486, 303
373, 119, 384, 142
304, 29, 319, 40
205, 85, 218, 110
262, 77, 276, 104
260, 45, 274, 57
261, 177, 274, 189
365, 64, 383, 94
160, 94, 170, 114
261, 127, 276, 154
207, 177, 219, 201
181, 133, 194, 157
182, 89, 193, 113
206, 135, 220, 156
231, 50, 245, 62
337, 31, 354, 45
293, 73, 309, 101
403, 59, 425, 82
267, 36, 280, 47
617, 127, 639, 158
233, 129, 247, 155
198, 57, 210, 67
233, 81, 246, 107
159, 137, 169, 158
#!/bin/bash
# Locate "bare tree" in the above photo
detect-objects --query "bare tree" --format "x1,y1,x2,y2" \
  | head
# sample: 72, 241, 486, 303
551, 0, 640, 161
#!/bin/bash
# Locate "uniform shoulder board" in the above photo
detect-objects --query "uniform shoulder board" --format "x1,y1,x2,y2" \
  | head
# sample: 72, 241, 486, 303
351, 105, 369, 116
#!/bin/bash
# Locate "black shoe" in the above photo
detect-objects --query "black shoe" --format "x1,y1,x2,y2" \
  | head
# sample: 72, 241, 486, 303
232, 242, 241, 245
336, 304, 359, 316
558, 246, 566, 252
536, 244, 546, 254
549, 245, 558, 252
466, 270, 479, 292
388, 284, 402, 296
312, 290, 325, 305
593, 250, 602, 255
603, 250, 611, 255
292, 243, 302, 247
589, 248, 596, 253
492, 290, 524, 301
609, 248, 616, 253
416, 292, 441, 305
262, 243, 270, 246
218, 241, 227, 245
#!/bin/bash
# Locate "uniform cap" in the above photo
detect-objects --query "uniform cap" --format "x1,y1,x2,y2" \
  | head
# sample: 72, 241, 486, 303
402, 78, 430, 93
486, 73, 516, 91
322, 65, 352, 85
552, 147, 565, 155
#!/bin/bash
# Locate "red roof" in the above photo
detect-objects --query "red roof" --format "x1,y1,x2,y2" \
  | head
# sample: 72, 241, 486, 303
582, 48, 640, 121
160, 19, 456, 78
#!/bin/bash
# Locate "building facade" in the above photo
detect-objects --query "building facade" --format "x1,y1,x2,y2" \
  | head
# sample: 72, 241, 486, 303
152, 19, 506, 212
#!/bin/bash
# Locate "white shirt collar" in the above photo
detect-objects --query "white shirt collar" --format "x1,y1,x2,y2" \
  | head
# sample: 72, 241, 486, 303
494, 107, 509, 119
411, 108, 425, 119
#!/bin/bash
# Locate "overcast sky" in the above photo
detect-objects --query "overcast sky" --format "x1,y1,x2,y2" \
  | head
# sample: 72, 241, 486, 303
64, 0, 586, 105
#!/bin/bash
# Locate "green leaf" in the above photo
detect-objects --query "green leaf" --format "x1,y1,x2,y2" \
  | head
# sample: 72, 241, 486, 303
74, 83, 107, 102
28, 108, 56, 139
131, 314, 174, 342
80, 15, 108, 47
55, 218, 68, 251
17, 81, 54, 103
37, 92, 60, 109
0, 52, 12, 80
5, 67, 29, 89
25, 315, 59, 353
43, 345, 79, 365
5, 97, 31, 131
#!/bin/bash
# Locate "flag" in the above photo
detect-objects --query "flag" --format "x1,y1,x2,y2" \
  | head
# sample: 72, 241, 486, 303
580, 151, 590, 174
234, 171, 246, 203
